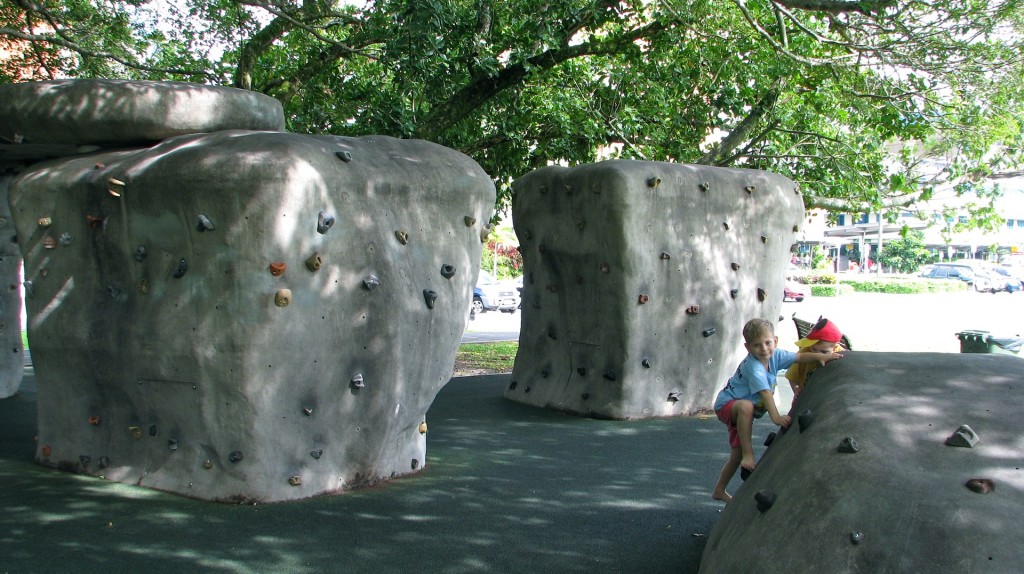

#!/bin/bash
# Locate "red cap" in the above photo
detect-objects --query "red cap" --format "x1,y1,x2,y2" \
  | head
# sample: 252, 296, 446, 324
796, 318, 842, 348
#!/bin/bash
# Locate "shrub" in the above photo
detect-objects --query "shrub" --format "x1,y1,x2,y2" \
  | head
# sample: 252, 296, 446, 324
810, 284, 854, 297
801, 273, 838, 285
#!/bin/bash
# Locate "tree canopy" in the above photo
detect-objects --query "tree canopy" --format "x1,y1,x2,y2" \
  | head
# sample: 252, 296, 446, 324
3, 0, 1023, 224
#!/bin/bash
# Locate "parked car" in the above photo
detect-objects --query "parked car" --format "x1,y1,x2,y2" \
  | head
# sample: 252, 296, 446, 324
783, 279, 806, 302
472, 271, 521, 314
992, 267, 1024, 293
920, 264, 993, 292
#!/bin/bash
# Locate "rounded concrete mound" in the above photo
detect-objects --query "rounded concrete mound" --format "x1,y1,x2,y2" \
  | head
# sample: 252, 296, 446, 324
699, 351, 1024, 573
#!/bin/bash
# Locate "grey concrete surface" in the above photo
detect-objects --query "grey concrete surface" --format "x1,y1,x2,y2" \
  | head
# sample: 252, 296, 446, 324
509, 161, 803, 418
0, 174, 23, 398
700, 351, 1024, 573
0, 368, 742, 574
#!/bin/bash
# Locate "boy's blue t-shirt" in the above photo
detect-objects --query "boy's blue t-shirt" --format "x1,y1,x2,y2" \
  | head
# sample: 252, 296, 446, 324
713, 349, 798, 415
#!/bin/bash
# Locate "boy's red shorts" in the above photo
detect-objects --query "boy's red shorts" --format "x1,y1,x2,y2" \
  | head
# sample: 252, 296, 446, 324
715, 400, 741, 448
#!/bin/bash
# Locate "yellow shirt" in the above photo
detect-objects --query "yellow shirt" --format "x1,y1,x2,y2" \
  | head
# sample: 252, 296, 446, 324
785, 343, 843, 390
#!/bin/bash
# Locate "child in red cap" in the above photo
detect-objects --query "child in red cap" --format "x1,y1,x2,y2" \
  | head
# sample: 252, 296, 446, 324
785, 317, 846, 399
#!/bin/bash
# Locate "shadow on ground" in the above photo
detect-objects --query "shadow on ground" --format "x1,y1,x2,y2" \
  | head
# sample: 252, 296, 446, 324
0, 369, 763, 574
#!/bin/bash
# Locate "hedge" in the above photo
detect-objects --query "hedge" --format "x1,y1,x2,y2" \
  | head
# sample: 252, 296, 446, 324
810, 284, 855, 297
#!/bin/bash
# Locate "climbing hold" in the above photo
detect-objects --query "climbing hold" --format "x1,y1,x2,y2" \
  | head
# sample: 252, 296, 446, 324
229, 451, 244, 463
86, 214, 107, 229
792, 224, 799, 232
698, 181, 710, 191
581, 393, 590, 400
274, 289, 292, 307
686, 305, 699, 315
303, 407, 313, 416
418, 422, 428, 434
764, 431, 776, 446
965, 478, 995, 494
540, 369, 549, 378
547, 327, 557, 340
138, 279, 148, 294
269, 262, 287, 276
850, 531, 865, 545
546, 283, 558, 293
642, 359, 651, 368
600, 263, 610, 273
41, 445, 51, 458
509, 381, 518, 390
395, 230, 409, 245
838, 436, 859, 453
702, 328, 716, 337
59, 232, 72, 246
362, 275, 379, 290
107, 285, 121, 298
310, 449, 323, 460
98, 456, 109, 469
730, 289, 739, 299
196, 214, 215, 232
603, 370, 616, 381
423, 289, 438, 309
79, 455, 91, 466
798, 409, 814, 432
638, 294, 649, 304
167, 439, 178, 451
761, 235, 768, 243
42, 236, 56, 249
133, 245, 147, 262
538, 244, 546, 253
667, 391, 681, 402
149, 425, 158, 436
88, 416, 101, 426
731, 262, 740, 271
722, 222, 730, 230
203, 460, 214, 469
757, 288, 767, 302
107, 178, 125, 197
335, 150, 353, 162
945, 424, 979, 447
647, 176, 662, 188
660, 252, 671, 260
575, 220, 585, 232
317, 211, 335, 234
305, 253, 322, 272
411, 459, 420, 470
38, 217, 52, 227
754, 490, 776, 513
172, 258, 188, 278
351, 373, 365, 389
464, 216, 476, 227
563, 184, 574, 195
744, 185, 756, 194
574, 275, 584, 284
440, 264, 456, 279
129, 426, 142, 439
289, 476, 302, 486
577, 367, 587, 376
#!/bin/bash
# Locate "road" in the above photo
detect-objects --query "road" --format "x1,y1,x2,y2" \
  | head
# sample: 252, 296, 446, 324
462, 290, 1024, 353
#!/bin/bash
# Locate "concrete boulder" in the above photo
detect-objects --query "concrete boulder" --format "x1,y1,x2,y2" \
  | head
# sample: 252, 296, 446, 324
507, 160, 803, 418
4, 80, 494, 502
699, 352, 1024, 573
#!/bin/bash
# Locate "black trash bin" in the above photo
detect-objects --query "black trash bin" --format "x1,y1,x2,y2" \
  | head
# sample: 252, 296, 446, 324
955, 330, 1023, 356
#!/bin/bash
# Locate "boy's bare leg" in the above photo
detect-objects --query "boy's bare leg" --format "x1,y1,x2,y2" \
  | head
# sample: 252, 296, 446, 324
711, 446, 741, 502
732, 400, 757, 471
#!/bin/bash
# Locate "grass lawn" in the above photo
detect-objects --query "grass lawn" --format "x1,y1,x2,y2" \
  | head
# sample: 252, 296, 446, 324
454, 342, 517, 375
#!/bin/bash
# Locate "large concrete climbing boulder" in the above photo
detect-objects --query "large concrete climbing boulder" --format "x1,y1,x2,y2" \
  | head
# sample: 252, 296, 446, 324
507, 160, 803, 419
699, 352, 1024, 573
0, 175, 23, 398
5, 80, 494, 502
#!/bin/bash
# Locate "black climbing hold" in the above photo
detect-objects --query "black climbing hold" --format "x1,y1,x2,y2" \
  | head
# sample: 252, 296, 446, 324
838, 436, 859, 453
149, 425, 158, 436
577, 367, 587, 376
540, 370, 549, 378
351, 373, 365, 389
107, 285, 121, 298
79, 455, 91, 466
581, 393, 589, 400
423, 289, 438, 309
850, 531, 864, 545
798, 409, 814, 432
464, 216, 476, 226
965, 478, 995, 494
317, 211, 335, 234
172, 258, 188, 278
440, 264, 456, 279
731, 262, 740, 271
730, 288, 739, 299
311, 449, 323, 460
395, 230, 409, 244
754, 489, 776, 513
764, 431, 776, 447
647, 176, 661, 188
363, 275, 379, 290
167, 439, 178, 451
740, 466, 752, 481
411, 459, 420, 470
642, 359, 651, 368
660, 252, 671, 260
547, 328, 557, 340
703, 328, 716, 337
945, 424, 979, 447
757, 287, 767, 301
229, 451, 244, 463
602, 370, 616, 381
698, 181, 710, 191
745, 185, 756, 194
133, 245, 147, 262
98, 456, 109, 469
336, 150, 353, 162
196, 214, 215, 232
509, 381, 518, 390
667, 391, 680, 402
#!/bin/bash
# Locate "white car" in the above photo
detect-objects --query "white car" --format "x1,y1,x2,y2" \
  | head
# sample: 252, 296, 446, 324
472, 271, 521, 314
